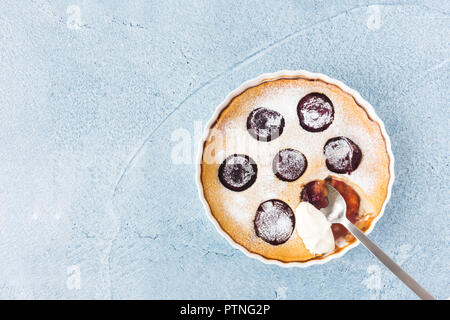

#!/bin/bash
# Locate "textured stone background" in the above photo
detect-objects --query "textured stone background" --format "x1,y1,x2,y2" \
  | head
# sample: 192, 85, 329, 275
0, 0, 448, 299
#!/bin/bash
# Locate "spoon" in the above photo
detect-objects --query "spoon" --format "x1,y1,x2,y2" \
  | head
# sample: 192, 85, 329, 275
321, 184, 435, 300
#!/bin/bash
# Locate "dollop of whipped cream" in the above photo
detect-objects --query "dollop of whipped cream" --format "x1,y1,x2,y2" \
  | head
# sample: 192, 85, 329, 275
295, 202, 335, 255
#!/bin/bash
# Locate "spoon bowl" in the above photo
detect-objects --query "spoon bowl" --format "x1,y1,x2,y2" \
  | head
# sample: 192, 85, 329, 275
320, 184, 347, 223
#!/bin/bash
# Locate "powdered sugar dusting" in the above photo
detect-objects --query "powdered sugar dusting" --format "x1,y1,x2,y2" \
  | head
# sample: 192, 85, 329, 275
324, 137, 362, 174
326, 138, 351, 161
254, 200, 295, 245
247, 107, 285, 141
273, 148, 307, 181
216, 82, 385, 217
201, 77, 391, 260
298, 93, 334, 131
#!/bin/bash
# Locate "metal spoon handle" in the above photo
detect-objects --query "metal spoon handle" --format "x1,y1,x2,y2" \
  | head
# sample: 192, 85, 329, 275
341, 219, 435, 300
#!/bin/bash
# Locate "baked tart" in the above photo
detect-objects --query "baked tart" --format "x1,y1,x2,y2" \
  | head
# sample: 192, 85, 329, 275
198, 71, 393, 265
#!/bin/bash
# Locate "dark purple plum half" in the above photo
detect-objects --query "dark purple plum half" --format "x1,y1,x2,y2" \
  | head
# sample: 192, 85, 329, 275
272, 148, 307, 182
254, 199, 295, 245
247, 107, 285, 142
297, 93, 334, 132
218, 154, 257, 191
323, 137, 362, 174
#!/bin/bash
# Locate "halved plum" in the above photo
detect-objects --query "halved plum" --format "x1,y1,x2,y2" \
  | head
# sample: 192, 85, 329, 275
218, 154, 257, 191
247, 107, 285, 142
300, 180, 329, 209
272, 148, 307, 182
254, 199, 295, 245
297, 93, 334, 132
324, 137, 362, 174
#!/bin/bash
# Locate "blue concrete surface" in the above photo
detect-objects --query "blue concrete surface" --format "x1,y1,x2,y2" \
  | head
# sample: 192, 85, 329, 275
0, 1, 448, 299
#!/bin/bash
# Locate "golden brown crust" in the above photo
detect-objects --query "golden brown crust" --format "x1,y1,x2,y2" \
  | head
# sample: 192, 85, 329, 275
200, 77, 390, 262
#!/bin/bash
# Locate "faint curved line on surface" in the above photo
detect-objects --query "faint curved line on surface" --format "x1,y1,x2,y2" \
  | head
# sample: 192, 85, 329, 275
400, 58, 450, 98
111, 2, 449, 199
111, 2, 448, 198
109, 3, 381, 196
105, 2, 448, 298
425, 58, 450, 73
